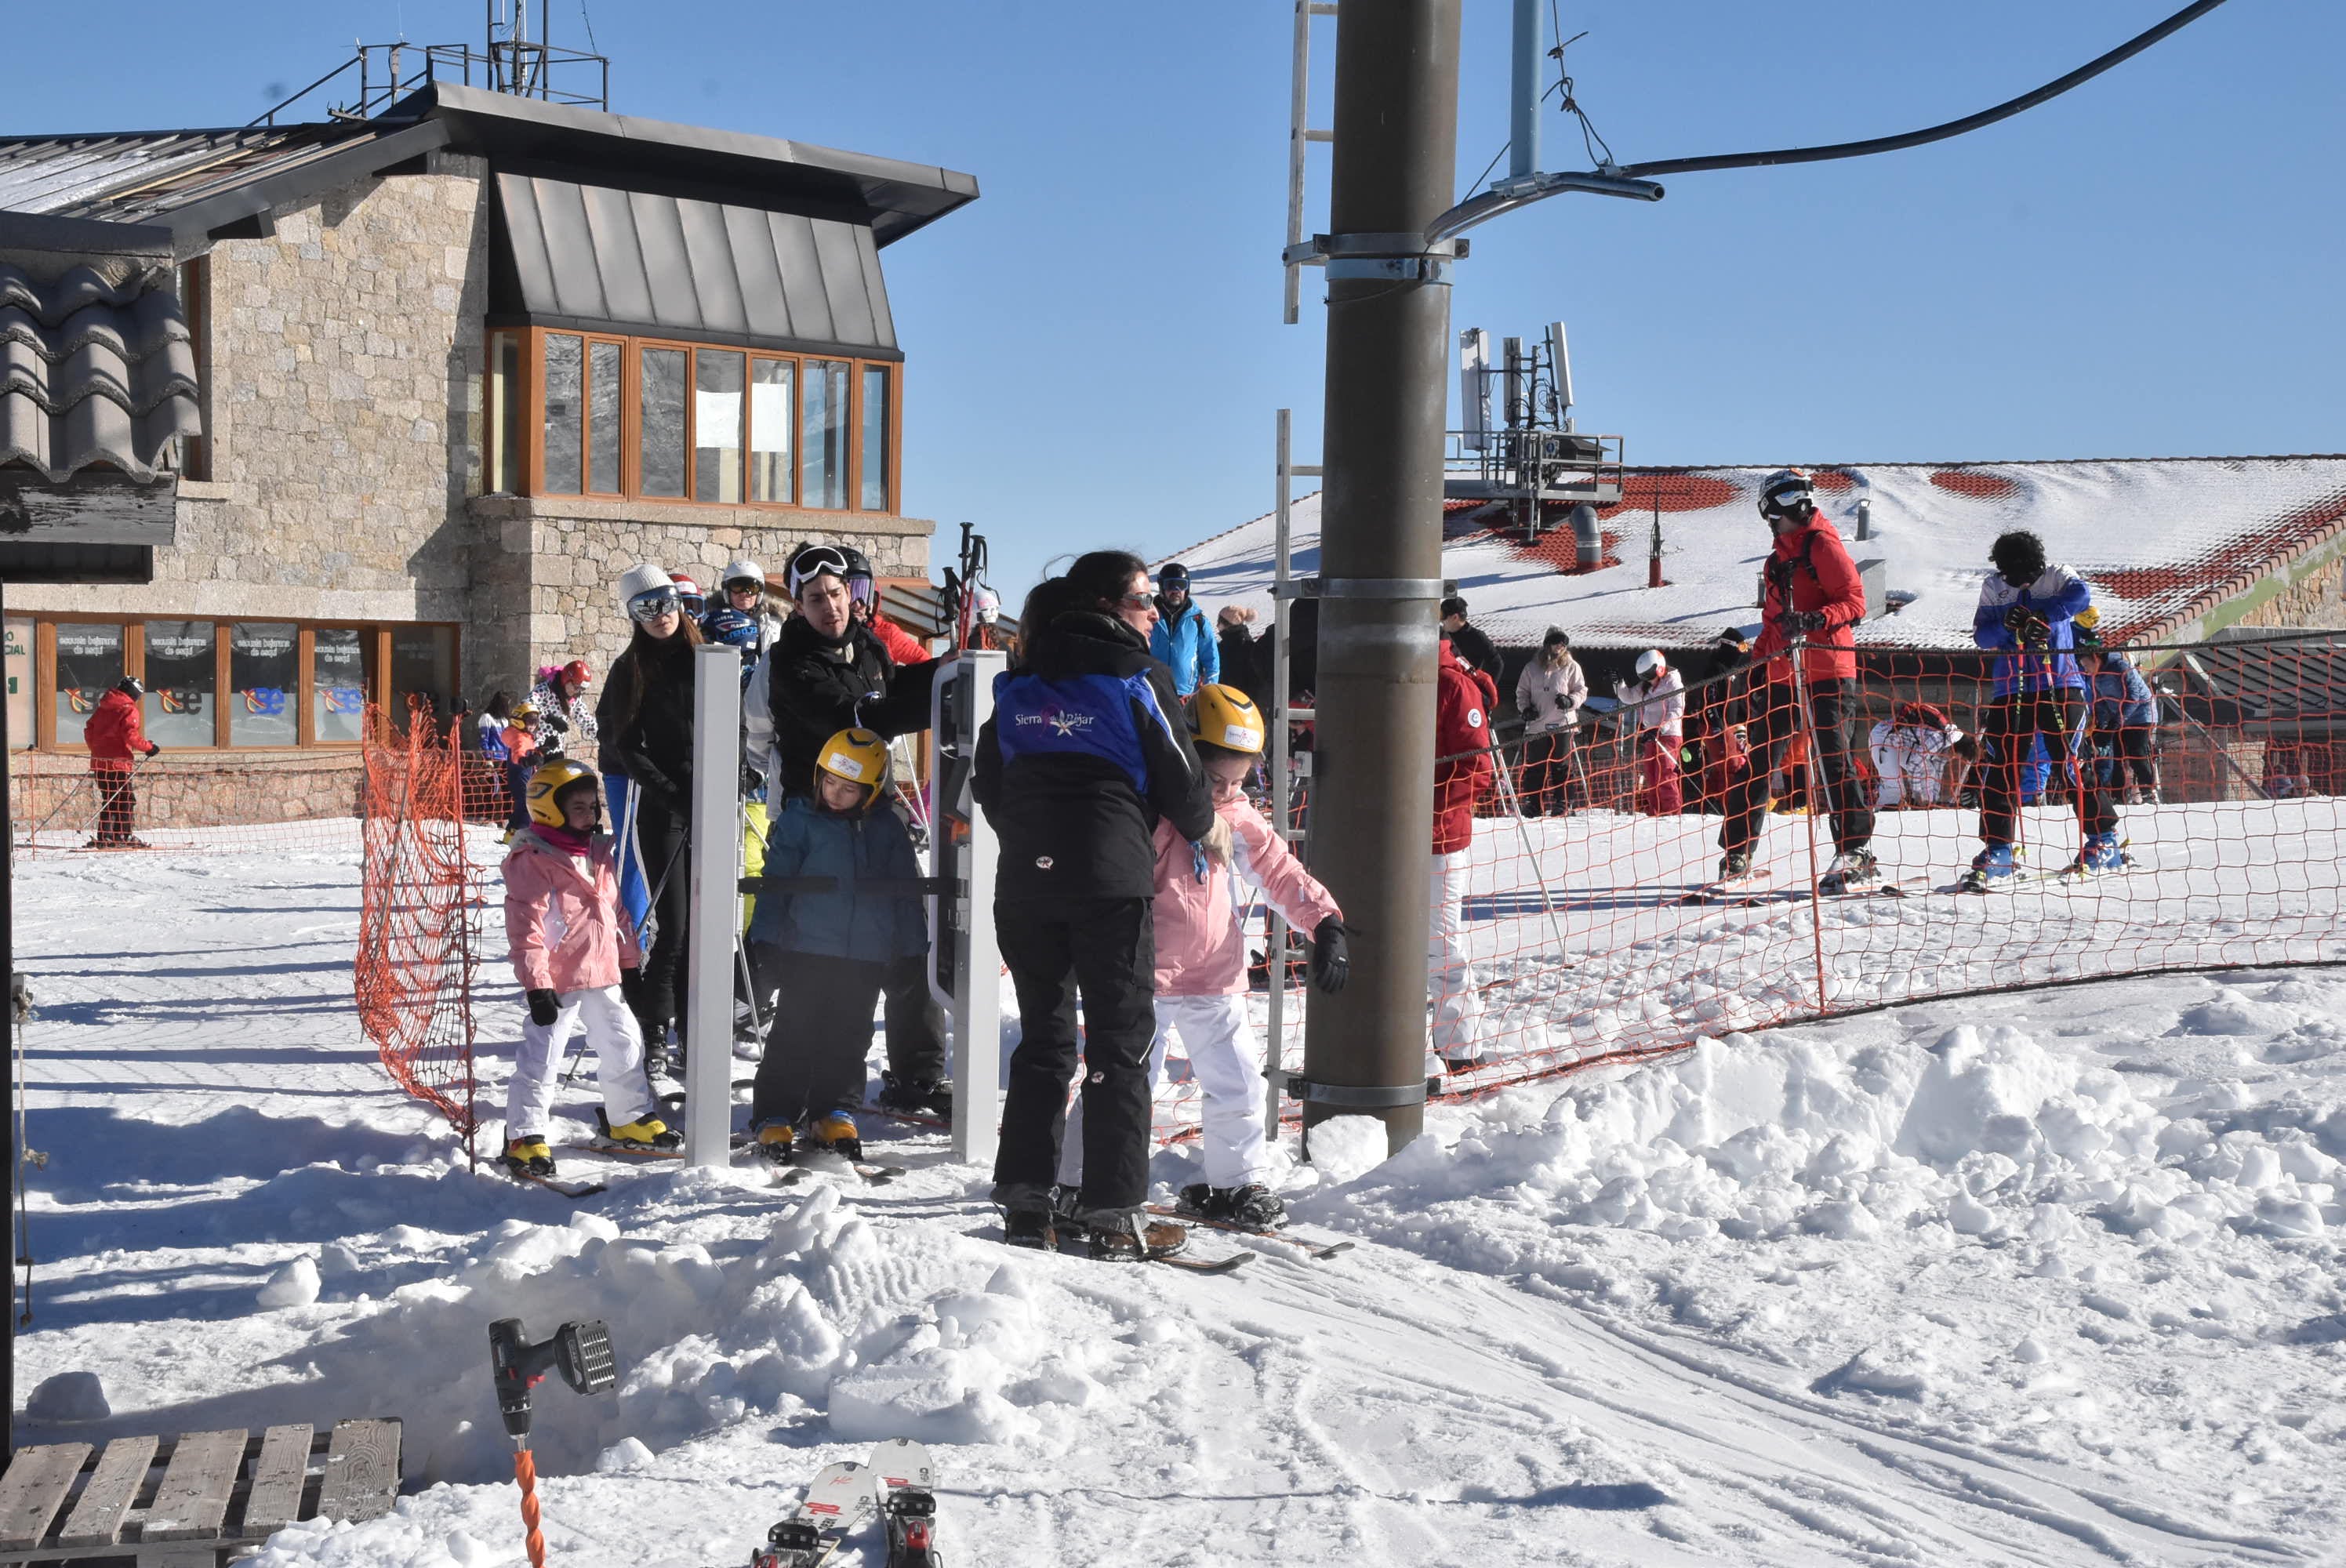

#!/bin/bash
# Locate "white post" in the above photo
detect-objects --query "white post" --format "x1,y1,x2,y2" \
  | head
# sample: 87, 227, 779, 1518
683, 645, 740, 1168
928, 650, 1006, 1168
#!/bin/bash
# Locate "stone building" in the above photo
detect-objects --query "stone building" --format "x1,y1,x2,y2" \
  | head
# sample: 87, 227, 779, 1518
1, 82, 975, 800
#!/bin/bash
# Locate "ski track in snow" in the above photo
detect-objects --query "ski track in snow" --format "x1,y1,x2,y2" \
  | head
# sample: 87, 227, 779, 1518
11, 837, 2345, 1567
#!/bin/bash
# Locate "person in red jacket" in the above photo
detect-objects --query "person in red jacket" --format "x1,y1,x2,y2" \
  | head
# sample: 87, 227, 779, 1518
1431, 633, 1497, 1071
83, 677, 161, 848
1719, 470, 1877, 891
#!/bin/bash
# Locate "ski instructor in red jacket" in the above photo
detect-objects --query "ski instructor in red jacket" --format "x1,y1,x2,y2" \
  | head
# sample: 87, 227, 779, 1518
84, 677, 162, 848
1717, 470, 1877, 892
1430, 631, 1498, 1072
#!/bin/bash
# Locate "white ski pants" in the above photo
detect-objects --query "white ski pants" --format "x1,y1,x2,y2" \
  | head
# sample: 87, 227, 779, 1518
1058, 994, 1270, 1191
504, 985, 653, 1138
1429, 851, 1484, 1062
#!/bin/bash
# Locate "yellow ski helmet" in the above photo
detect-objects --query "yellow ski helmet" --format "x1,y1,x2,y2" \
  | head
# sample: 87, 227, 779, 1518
1189, 683, 1266, 757
815, 728, 890, 803
525, 758, 600, 827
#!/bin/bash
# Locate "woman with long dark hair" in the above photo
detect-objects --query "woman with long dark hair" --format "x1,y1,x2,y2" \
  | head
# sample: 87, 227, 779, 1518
596, 564, 703, 1079
972, 550, 1218, 1261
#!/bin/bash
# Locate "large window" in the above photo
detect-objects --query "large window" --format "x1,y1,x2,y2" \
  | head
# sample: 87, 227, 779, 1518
20, 619, 456, 750
488, 327, 898, 512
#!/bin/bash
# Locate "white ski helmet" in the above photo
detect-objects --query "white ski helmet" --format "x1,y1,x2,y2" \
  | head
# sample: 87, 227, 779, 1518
1636, 648, 1667, 678
720, 558, 764, 591
616, 563, 675, 611
972, 586, 1000, 625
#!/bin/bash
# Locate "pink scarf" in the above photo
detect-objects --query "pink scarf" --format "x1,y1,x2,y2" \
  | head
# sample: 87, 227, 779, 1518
533, 823, 593, 856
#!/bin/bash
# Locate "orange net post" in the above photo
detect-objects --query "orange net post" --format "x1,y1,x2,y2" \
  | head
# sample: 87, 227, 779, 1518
355, 702, 485, 1161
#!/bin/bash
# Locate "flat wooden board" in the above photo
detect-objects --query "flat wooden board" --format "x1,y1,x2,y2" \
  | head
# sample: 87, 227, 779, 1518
236, 1425, 314, 1541
56, 1436, 158, 1548
0, 1443, 91, 1551
140, 1430, 245, 1542
314, 1421, 399, 1523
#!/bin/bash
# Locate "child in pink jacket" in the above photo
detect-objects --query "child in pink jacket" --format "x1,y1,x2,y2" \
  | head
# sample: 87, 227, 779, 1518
500, 760, 678, 1176
1059, 684, 1349, 1229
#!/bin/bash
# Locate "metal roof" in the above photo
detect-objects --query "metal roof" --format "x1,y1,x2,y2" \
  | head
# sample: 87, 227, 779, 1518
492, 172, 896, 356
0, 124, 383, 226
0, 242, 198, 482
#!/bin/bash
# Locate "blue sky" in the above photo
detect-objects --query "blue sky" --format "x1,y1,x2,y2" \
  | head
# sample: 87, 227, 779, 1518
12, 2, 2341, 598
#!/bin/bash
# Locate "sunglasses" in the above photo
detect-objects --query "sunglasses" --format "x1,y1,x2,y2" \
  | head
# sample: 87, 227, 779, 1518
627, 588, 681, 622
1116, 591, 1155, 608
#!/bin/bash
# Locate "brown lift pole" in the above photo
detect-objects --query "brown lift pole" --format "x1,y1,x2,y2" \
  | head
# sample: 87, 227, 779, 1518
1299, 0, 1462, 1156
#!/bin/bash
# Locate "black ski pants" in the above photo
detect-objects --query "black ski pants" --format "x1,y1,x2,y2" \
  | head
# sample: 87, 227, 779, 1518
884, 956, 949, 1083
1518, 729, 1578, 815
992, 895, 1156, 1215
1980, 691, 2116, 846
625, 789, 692, 1043
1719, 679, 1874, 857
752, 951, 887, 1128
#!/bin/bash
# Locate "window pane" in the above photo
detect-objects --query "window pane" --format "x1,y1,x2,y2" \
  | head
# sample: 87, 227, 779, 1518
489, 333, 523, 492
312, 629, 366, 742
5, 617, 29, 749
542, 334, 583, 494
53, 622, 124, 747
750, 358, 794, 503
694, 350, 745, 503
639, 347, 688, 498
859, 365, 892, 512
801, 358, 850, 510
390, 626, 456, 734
228, 622, 299, 746
588, 340, 622, 493
143, 621, 216, 746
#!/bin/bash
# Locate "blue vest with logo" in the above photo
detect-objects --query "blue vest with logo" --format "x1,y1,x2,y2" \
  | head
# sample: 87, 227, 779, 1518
992, 669, 1171, 795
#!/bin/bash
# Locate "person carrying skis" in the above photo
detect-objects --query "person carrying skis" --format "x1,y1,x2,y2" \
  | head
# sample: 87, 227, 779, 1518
1718, 469, 1877, 891
1963, 529, 2121, 887
1613, 650, 1685, 816
499, 759, 679, 1178
1055, 684, 1347, 1229
743, 729, 928, 1167
975, 552, 1219, 1261
1432, 627, 1497, 1073
83, 677, 160, 848
1147, 561, 1219, 698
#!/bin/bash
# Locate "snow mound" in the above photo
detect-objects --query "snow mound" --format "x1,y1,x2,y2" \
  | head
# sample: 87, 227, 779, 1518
24, 1371, 108, 1422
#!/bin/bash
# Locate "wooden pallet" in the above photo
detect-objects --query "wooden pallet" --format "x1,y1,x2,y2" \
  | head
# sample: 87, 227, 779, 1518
0, 1419, 399, 1567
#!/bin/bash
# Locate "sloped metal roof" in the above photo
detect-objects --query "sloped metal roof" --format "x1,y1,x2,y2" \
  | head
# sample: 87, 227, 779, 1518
0, 256, 198, 481
0, 124, 380, 225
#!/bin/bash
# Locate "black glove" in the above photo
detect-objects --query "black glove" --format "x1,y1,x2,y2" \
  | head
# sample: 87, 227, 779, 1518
144, 743, 162, 757
525, 989, 561, 1027
1310, 917, 1350, 995
1782, 610, 1827, 636
541, 712, 570, 735
2003, 604, 2050, 648
740, 760, 766, 800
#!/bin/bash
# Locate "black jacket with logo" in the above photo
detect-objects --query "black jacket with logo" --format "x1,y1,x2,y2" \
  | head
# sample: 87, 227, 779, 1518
765, 614, 938, 800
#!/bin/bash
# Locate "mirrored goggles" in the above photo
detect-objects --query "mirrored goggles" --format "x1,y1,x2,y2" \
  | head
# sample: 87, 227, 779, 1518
1763, 486, 1813, 514
627, 587, 682, 622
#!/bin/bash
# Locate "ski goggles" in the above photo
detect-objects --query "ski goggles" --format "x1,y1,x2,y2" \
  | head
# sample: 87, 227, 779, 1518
786, 546, 876, 604
626, 586, 682, 622
1762, 483, 1814, 514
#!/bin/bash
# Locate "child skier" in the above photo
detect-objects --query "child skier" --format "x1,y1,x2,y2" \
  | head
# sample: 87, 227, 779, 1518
1057, 684, 1349, 1229
499, 700, 542, 841
500, 759, 679, 1177
745, 728, 928, 1165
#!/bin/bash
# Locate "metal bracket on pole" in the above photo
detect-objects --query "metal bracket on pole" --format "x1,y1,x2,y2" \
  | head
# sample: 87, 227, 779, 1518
1284, 1076, 1433, 1110
1426, 170, 1665, 245
683, 645, 741, 1169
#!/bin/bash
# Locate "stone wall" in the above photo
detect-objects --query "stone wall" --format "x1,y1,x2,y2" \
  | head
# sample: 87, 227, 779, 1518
9, 749, 365, 835
2230, 553, 2346, 634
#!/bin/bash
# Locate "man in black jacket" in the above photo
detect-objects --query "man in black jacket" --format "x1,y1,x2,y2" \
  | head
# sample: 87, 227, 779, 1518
1440, 596, 1503, 684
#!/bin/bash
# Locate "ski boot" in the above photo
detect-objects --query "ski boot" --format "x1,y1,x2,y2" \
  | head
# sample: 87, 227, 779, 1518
1001, 1207, 1057, 1251
1178, 1181, 1287, 1229
1080, 1210, 1188, 1263
801, 1112, 862, 1163
877, 1072, 953, 1122
1817, 848, 1879, 895
594, 1107, 682, 1152
1957, 841, 2019, 893
501, 1135, 556, 1178
2072, 831, 2130, 874
751, 1121, 794, 1165
1719, 848, 1753, 880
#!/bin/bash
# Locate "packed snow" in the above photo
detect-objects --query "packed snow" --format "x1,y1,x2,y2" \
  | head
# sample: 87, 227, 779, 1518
13, 840, 2344, 1566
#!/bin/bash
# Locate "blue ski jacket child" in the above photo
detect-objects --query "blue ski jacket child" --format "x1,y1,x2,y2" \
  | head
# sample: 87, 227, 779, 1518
746, 795, 928, 964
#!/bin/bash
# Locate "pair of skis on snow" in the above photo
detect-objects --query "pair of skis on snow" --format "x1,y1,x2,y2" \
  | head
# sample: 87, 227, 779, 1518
1680, 869, 1923, 909
754, 1438, 937, 1568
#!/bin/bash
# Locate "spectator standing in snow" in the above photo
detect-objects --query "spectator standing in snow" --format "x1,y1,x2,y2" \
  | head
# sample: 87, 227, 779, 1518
499, 758, 677, 1178
2075, 623, 2159, 804
974, 552, 1218, 1261
1513, 628, 1586, 815
1056, 683, 1347, 1231
1440, 596, 1503, 684
1613, 651, 1685, 816
499, 700, 543, 840
1690, 628, 1755, 813
742, 728, 929, 1168
1870, 702, 1965, 808
1147, 562, 1218, 699
1719, 470, 1877, 891
529, 660, 597, 759
83, 677, 160, 848
1432, 625, 1497, 1073
596, 564, 703, 1078
1964, 529, 2121, 886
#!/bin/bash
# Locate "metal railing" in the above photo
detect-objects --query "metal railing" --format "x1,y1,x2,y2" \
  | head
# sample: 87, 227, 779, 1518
1444, 428, 1624, 506
251, 40, 610, 127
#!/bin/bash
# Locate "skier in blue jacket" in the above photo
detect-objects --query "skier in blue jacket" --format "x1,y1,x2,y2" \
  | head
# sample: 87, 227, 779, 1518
1147, 562, 1219, 697
1962, 530, 2122, 887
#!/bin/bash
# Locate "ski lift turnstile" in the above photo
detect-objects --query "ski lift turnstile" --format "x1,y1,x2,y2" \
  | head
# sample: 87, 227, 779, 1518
928, 650, 1006, 1167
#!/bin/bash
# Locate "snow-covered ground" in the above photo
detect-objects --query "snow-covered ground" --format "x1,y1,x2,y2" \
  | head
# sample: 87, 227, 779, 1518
14, 842, 2346, 1566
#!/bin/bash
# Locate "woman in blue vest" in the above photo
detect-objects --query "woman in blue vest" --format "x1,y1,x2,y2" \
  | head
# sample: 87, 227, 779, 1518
974, 550, 1218, 1261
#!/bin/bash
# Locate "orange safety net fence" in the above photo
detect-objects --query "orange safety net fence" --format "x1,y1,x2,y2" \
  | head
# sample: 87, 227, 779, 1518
1150, 628, 2346, 1143
355, 703, 486, 1157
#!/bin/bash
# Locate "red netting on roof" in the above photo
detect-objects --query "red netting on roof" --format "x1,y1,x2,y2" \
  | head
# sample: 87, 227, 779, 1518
2091, 488, 2346, 641
1930, 470, 2022, 499
1597, 473, 1741, 518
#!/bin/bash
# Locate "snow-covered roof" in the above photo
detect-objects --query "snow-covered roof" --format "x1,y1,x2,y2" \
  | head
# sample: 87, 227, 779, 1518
1168, 456, 2346, 650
